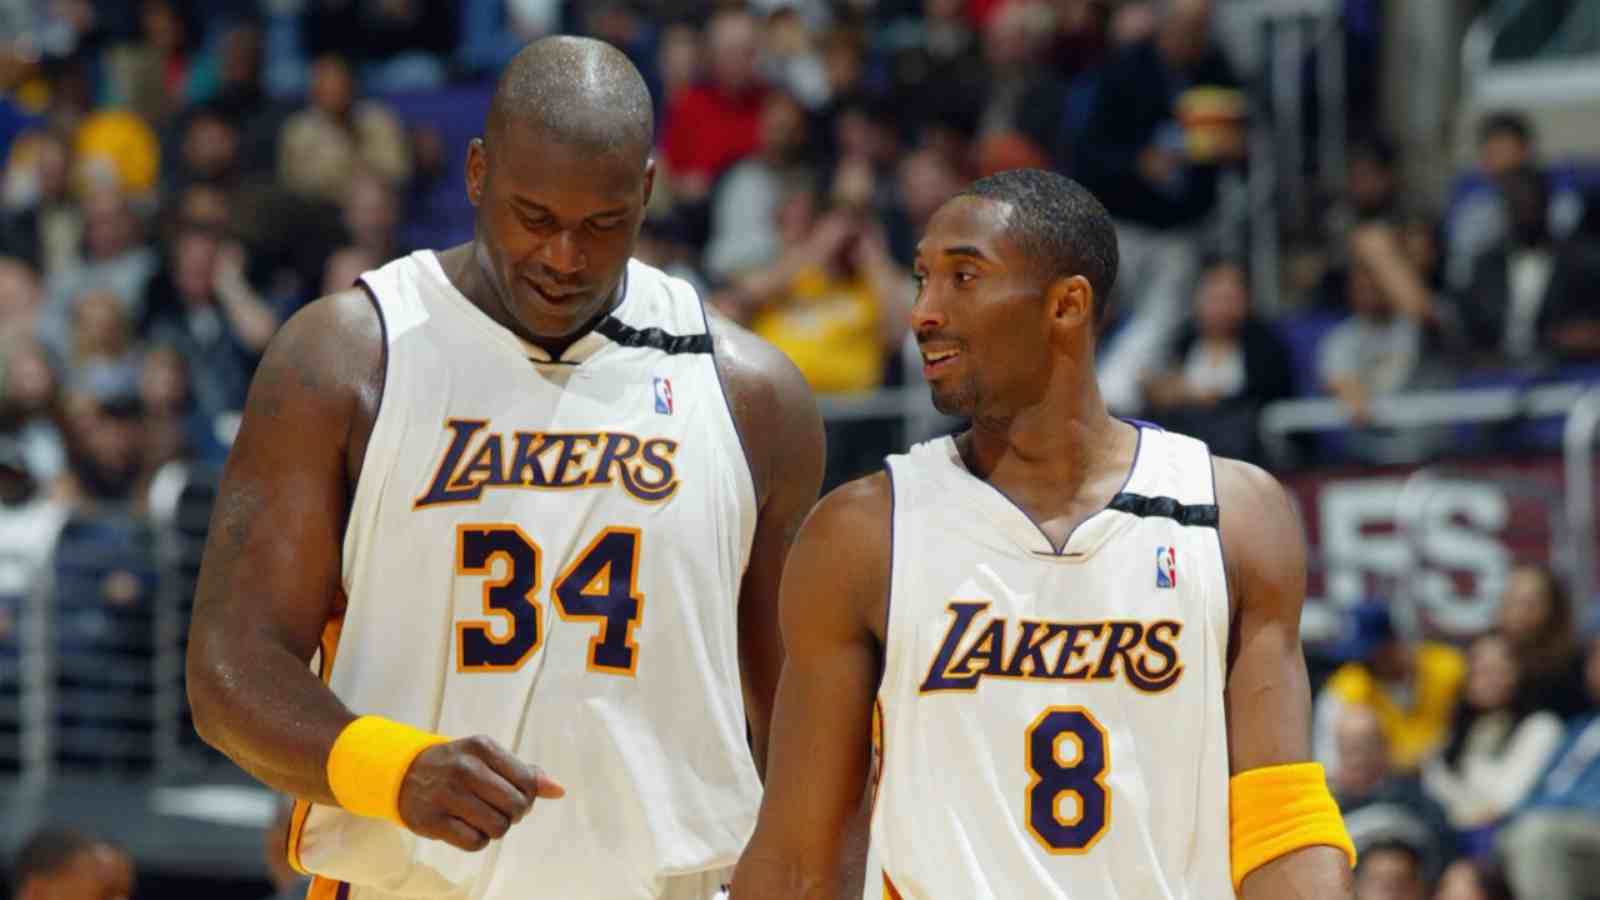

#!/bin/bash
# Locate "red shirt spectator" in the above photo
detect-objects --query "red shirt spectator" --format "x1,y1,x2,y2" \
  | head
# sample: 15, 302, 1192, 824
661, 83, 768, 190
660, 10, 768, 200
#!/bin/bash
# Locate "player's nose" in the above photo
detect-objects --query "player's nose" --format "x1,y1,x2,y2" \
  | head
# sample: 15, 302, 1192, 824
911, 288, 947, 334
539, 229, 587, 276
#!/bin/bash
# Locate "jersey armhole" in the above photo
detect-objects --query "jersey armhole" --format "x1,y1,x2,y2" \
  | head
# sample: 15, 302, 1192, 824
341, 278, 393, 596
695, 292, 761, 521
879, 460, 898, 692
1207, 451, 1238, 678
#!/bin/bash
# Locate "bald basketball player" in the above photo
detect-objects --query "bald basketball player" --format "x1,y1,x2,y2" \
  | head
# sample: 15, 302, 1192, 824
731, 171, 1354, 898
187, 38, 823, 900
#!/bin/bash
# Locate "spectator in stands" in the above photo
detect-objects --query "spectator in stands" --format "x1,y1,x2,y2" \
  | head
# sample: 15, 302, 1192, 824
1446, 111, 1584, 293
1318, 600, 1467, 774
1046, 0, 1113, 80
302, 0, 455, 90
57, 385, 145, 517
1497, 633, 1600, 900
459, 0, 563, 74
1141, 256, 1294, 461
169, 104, 244, 192
73, 108, 161, 199
0, 436, 69, 604
1354, 837, 1429, 900
656, 22, 705, 114
977, 1, 1071, 167
1348, 135, 1400, 225
660, 9, 769, 203
104, 0, 198, 127
1076, 0, 1245, 413
277, 55, 413, 206
142, 225, 275, 421
881, 0, 985, 151
0, 334, 66, 481
138, 342, 224, 469
8, 825, 134, 900
1, 129, 77, 276
817, 24, 869, 108
720, 172, 912, 394
1319, 222, 1440, 448
67, 289, 142, 399
1422, 632, 1564, 847
1498, 563, 1588, 720
170, 183, 230, 236
705, 90, 815, 284
1453, 165, 1600, 366
1433, 857, 1516, 900
0, 255, 43, 339
340, 166, 405, 263
43, 187, 157, 328
892, 147, 966, 262
208, 23, 272, 135
758, 9, 831, 111
1330, 704, 1455, 873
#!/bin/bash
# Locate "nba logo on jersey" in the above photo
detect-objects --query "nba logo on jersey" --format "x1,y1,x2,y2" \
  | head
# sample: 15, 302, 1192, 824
1156, 545, 1177, 588
653, 376, 674, 415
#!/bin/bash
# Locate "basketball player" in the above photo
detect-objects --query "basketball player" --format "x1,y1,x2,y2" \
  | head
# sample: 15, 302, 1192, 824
186, 38, 824, 899
730, 170, 1356, 899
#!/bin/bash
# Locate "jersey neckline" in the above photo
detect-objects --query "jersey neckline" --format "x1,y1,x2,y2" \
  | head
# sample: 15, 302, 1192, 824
415, 249, 637, 365
935, 421, 1150, 558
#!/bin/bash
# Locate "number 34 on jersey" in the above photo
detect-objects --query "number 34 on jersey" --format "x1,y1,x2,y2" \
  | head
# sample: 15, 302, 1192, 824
452, 524, 645, 676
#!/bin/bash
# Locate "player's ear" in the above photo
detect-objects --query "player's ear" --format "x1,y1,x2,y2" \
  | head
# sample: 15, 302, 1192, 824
466, 138, 488, 208
641, 157, 657, 210
1048, 274, 1094, 331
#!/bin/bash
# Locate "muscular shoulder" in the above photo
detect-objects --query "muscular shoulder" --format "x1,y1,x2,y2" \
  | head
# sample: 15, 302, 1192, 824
242, 289, 384, 471
1213, 457, 1307, 622
787, 472, 894, 637
706, 310, 823, 507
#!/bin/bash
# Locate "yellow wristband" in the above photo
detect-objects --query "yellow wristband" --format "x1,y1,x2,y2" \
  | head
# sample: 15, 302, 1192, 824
1229, 762, 1357, 892
327, 716, 450, 825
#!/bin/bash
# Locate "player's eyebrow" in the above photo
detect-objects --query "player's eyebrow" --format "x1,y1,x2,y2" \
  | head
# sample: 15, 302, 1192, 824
943, 245, 992, 262
511, 196, 630, 221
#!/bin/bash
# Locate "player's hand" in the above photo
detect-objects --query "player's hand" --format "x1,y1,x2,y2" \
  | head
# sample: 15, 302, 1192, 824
397, 735, 565, 852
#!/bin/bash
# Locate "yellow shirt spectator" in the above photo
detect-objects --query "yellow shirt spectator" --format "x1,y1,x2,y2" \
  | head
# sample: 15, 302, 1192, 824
74, 110, 160, 195
1324, 641, 1468, 772
751, 264, 884, 394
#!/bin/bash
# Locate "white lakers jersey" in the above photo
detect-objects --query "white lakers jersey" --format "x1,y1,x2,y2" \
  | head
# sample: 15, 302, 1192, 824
289, 251, 760, 899
869, 427, 1234, 899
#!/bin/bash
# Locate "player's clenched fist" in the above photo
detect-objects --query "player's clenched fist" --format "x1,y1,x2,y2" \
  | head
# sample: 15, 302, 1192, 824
399, 735, 565, 852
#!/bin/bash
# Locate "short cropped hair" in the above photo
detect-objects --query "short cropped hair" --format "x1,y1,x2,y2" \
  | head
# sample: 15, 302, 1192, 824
959, 168, 1120, 325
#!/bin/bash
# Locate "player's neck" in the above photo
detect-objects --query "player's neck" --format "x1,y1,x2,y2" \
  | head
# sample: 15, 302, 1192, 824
963, 370, 1131, 492
440, 243, 622, 358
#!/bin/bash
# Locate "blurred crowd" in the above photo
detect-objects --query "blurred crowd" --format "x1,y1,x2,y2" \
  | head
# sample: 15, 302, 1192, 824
1311, 564, 1600, 900
0, 0, 1598, 897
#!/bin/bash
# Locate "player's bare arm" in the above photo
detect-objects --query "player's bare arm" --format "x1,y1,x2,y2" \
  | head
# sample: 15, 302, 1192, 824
730, 473, 890, 899
708, 314, 826, 778
187, 291, 558, 854
1216, 458, 1357, 899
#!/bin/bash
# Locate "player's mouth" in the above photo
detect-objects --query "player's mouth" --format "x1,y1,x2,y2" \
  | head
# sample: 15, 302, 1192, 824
920, 345, 962, 379
523, 277, 588, 306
